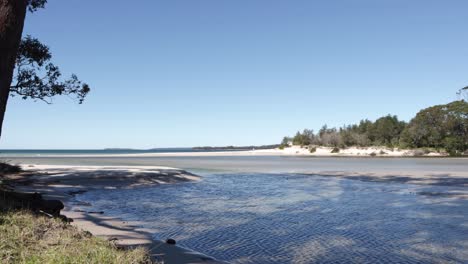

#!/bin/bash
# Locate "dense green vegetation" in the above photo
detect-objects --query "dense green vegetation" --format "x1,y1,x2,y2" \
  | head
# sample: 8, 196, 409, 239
400, 101, 468, 155
281, 101, 468, 156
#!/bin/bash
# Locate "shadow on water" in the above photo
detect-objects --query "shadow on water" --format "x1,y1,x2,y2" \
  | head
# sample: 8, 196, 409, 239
315, 173, 468, 187
78, 173, 468, 264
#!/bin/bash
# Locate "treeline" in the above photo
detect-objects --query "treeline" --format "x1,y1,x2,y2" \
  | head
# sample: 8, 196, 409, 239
281, 100, 468, 156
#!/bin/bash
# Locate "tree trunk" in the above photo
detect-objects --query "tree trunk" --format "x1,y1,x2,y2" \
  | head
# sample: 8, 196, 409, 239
0, 0, 28, 139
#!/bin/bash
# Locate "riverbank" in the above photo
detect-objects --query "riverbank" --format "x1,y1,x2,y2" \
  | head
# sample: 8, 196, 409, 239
7, 165, 227, 264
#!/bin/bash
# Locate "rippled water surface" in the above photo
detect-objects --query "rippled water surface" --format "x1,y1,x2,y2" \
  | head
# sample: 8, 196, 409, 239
79, 172, 468, 264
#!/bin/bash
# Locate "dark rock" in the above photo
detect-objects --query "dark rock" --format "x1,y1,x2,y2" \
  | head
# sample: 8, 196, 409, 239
166, 238, 176, 245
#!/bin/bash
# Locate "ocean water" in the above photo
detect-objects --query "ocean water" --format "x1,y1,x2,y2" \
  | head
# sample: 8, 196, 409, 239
0, 148, 209, 157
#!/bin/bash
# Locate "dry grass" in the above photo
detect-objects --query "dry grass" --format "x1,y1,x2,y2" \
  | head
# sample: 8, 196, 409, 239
0, 211, 153, 264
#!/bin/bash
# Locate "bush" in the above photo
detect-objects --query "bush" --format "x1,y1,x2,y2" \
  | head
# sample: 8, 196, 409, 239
379, 150, 387, 155
401, 101, 468, 152
309, 147, 317, 153
331, 147, 340, 153
369, 152, 377, 157
278, 145, 285, 150
444, 137, 466, 156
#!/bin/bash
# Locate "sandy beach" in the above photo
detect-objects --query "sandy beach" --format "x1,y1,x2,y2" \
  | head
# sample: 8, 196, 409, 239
9, 165, 227, 264
6, 146, 447, 158
255, 146, 445, 157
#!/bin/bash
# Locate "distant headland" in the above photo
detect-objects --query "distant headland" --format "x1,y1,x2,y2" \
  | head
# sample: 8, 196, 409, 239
193, 144, 280, 151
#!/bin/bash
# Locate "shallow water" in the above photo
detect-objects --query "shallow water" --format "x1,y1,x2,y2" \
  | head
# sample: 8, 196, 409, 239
7, 155, 468, 263
6, 155, 468, 175
0, 148, 237, 156
79, 172, 468, 264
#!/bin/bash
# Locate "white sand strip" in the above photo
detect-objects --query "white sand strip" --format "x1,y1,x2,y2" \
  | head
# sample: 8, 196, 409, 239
6, 146, 447, 158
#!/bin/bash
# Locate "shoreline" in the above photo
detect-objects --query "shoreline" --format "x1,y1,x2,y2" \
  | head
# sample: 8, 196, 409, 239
0, 146, 461, 158
10, 165, 228, 264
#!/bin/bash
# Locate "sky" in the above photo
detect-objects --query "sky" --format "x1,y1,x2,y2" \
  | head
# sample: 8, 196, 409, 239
1, 0, 467, 149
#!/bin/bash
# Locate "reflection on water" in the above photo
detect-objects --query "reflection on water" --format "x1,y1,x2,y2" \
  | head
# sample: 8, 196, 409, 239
79, 173, 468, 264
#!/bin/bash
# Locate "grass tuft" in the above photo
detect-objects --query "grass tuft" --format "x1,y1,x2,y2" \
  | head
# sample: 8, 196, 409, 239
0, 211, 152, 264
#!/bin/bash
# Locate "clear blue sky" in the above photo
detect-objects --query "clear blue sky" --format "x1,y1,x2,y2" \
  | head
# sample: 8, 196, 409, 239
1, 0, 467, 149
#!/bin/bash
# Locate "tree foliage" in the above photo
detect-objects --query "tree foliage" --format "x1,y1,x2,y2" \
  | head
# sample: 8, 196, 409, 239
400, 101, 468, 155
28, 0, 47, 12
292, 129, 315, 146
10, 36, 90, 104
284, 101, 468, 156
369, 115, 406, 146
0, 0, 91, 141
458, 86, 468, 101
289, 115, 406, 148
